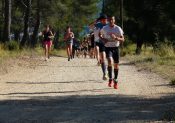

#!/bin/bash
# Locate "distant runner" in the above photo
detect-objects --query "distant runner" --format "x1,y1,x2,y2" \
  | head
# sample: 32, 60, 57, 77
72, 38, 80, 59
100, 16, 124, 89
64, 26, 74, 61
94, 14, 108, 80
89, 14, 108, 80
89, 32, 95, 58
42, 25, 54, 61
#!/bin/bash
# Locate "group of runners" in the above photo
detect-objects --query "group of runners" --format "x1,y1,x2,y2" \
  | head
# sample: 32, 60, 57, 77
41, 14, 124, 89
72, 36, 96, 59
89, 14, 125, 89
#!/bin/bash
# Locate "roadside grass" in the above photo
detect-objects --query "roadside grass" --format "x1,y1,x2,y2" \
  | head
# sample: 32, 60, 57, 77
0, 42, 67, 59
51, 48, 67, 57
0, 42, 67, 66
123, 43, 175, 85
162, 108, 175, 121
171, 79, 175, 85
0, 42, 67, 75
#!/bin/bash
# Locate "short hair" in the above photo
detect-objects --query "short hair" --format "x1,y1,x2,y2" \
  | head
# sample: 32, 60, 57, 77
66, 26, 71, 29
45, 24, 50, 28
108, 15, 115, 19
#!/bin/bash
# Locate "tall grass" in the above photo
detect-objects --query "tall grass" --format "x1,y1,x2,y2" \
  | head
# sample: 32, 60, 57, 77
0, 41, 67, 59
154, 43, 175, 57
123, 42, 175, 85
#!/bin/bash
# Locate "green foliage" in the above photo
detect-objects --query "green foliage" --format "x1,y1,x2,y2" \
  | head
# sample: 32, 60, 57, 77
39, 0, 98, 30
103, 0, 175, 53
5, 40, 19, 51
121, 37, 136, 56
171, 79, 175, 85
124, 42, 175, 85
154, 41, 175, 57
0, 0, 100, 47
162, 109, 175, 121
11, 6, 23, 32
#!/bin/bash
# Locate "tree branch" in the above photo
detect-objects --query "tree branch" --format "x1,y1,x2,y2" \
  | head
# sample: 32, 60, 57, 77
20, 0, 27, 8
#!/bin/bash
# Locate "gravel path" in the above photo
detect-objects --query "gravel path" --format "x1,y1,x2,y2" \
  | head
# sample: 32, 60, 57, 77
0, 56, 174, 123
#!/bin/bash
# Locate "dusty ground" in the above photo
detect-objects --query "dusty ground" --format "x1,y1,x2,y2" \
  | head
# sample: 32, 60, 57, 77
0, 56, 174, 123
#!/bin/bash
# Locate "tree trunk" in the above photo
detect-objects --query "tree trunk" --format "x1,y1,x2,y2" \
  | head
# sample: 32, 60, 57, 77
20, 0, 31, 48
102, 0, 105, 13
0, 0, 4, 41
136, 40, 143, 55
14, 30, 20, 42
1, 0, 4, 17
31, 0, 40, 48
3, 0, 11, 42
120, 0, 123, 29
0, 29, 2, 41
54, 30, 59, 49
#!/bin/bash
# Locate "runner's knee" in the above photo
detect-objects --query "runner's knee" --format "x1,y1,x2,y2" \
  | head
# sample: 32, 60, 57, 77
114, 64, 119, 69
108, 58, 113, 66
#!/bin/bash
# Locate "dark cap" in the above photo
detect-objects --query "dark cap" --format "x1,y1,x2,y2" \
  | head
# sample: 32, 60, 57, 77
97, 14, 107, 20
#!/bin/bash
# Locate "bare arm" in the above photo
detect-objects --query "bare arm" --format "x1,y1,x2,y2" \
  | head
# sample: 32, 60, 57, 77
117, 35, 124, 43
99, 30, 109, 44
111, 34, 124, 43
64, 33, 68, 41
89, 20, 97, 29
71, 32, 74, 38
48, 31, 54, 39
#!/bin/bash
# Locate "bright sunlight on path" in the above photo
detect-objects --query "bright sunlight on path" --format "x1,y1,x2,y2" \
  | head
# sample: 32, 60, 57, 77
0, 57, 175, 123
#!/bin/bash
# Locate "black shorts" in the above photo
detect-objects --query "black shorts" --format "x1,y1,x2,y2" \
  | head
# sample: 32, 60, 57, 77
88, 45, 91, 51
83, 47, 88, 51
91, 42, 95, 48
105, 47, 120, 63
95, 42, 105, 52
95, 42, 100, 47
73, 46, 78, 51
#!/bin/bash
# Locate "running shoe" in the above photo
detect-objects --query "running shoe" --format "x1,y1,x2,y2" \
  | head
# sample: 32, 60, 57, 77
68, 57, 70, 61
45, 58, 48, 61
103, 74, 108, 80
97, 59, 101, 66
97, 61, 100, 66
108, 79, 113, 87
113, 79, 118, 89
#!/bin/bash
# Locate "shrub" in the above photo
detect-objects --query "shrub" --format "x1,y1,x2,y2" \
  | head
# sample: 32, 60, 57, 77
154, 42, 175, 57
171, 79, 175, 85
5, 41, 19, 51
162, 109, 175, 121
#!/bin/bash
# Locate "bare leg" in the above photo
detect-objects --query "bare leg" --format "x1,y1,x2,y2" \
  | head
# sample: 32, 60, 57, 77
48, 42, 52, 59
95, 46, 100, 64
100, 51, 106, 64
44, 44, 48, 61
69, 44, 73, 58
100, 51, 107, 80
67, 45, 70, 57
49, 41, 52, 53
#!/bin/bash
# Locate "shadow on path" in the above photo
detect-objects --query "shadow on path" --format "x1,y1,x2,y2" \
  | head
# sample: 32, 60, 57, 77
0, 94, 175, 123
6, 80, 102, 85
0, 88, 110, 96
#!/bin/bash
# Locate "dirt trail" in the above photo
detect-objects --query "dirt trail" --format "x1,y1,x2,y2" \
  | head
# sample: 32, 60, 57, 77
0, 56, 174, 123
